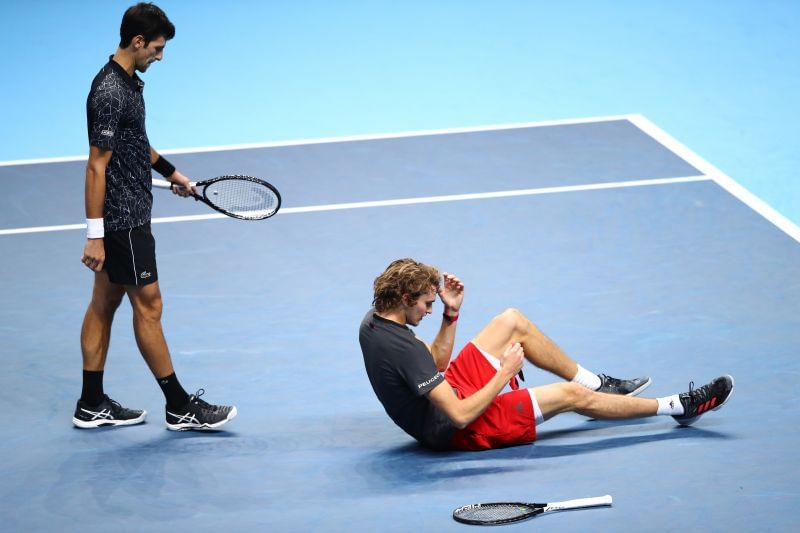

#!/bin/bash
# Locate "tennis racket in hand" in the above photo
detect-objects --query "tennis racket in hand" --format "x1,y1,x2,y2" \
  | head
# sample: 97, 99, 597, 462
452, 494, 612, 525
152, 175, 281, 220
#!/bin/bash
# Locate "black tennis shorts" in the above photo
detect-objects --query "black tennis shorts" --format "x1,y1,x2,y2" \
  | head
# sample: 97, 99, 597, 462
103, 223, 158, 286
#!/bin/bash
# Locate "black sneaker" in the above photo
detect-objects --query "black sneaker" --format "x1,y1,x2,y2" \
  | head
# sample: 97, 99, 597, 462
165, 389, 237, 431
72, 395, 146, 428
597, 374, 652, 396
673, 375, 735, 426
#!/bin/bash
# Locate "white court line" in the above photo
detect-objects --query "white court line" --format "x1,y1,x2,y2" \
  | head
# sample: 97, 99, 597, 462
0, 114, 633, 167
0, 176, 709, 236
628, 114, 800, 243
2, 114, 796, 243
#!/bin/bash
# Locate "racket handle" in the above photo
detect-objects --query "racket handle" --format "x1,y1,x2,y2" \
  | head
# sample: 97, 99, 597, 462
152, 178, 197, 192
575, 494, 612, 507
547, 495, 613, 511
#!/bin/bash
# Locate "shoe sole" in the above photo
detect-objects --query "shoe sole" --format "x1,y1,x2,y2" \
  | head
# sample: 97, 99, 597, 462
72, 410, 147, 429
165, 406, 238, 431
675, 374, 735, 426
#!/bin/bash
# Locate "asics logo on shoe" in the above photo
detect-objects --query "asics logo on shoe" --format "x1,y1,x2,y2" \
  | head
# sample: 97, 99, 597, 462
80, 407, 113, 420
168, 412, 199, 425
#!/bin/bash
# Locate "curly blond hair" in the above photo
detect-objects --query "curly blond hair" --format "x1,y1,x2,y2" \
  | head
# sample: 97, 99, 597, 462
372, 258, 440, 312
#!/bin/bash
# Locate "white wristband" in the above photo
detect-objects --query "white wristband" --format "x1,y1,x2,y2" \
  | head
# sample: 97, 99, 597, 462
86, 218, 104, 239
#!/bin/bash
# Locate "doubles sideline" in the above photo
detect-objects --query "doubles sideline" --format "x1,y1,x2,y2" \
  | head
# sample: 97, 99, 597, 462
0, 176, 710, 236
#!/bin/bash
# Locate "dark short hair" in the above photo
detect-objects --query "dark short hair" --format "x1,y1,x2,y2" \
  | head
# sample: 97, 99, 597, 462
119, 3, 175, 48
372, 259, 441, 313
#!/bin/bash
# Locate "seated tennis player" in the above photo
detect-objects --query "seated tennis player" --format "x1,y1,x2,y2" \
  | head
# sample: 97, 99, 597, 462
359, 258, 734, 450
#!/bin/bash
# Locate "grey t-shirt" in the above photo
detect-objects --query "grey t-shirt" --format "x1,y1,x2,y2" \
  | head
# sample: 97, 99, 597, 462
359, 310, 456, 449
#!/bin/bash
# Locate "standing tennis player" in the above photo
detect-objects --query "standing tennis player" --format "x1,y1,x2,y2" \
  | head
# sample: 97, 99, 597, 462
360, 259, 734, 450
75, 3, 236, 430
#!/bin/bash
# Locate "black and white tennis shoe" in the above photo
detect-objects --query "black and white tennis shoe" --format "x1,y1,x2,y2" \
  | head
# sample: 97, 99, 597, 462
165, 389, 237, 431
597, 374, 652, 396
72, 395, 146, 428
673, 375, 735, 426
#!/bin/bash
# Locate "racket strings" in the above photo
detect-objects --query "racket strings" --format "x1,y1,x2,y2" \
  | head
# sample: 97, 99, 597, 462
204, 178, 278, 218
455, 503, 534, 521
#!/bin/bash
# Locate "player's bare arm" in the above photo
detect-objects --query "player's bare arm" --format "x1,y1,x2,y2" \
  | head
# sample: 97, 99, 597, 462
429, 272, 464, 370
427, 342, 524, 428
81, 146, 113, 271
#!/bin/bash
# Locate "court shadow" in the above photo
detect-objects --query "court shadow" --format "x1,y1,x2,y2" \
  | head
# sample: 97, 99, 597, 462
355, 423, 733, 493
522, 426, 731, 459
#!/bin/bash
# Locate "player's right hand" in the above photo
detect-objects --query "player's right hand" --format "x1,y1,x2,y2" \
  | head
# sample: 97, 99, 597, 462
81, 239, 105, 272
500, 342, 525, 379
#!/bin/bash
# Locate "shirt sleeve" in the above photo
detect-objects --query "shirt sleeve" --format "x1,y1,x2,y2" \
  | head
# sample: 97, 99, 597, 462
87, 85, 122, 150
397, 340, 445, 396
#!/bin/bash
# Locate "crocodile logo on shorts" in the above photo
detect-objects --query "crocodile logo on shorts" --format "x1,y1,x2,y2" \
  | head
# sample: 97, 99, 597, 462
139, 271, 151, 279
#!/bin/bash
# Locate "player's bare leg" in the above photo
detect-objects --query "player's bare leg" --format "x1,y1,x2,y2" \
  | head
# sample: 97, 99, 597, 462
472, 308, 578, 379
472, 308, 650, 395
80, 271, 125, 370
126, 281, 175, 378
533, 382, 658, 421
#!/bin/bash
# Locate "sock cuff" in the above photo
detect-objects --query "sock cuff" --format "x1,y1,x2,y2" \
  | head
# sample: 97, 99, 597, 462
572, 364, 602, 390
656, 395, 684, 416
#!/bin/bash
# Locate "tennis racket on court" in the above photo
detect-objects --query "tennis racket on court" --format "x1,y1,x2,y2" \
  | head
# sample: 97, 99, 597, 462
152, 175, 281, 220
452, 494, 612, 525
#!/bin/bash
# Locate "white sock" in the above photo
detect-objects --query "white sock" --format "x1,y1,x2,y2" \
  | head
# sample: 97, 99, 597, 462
656, 395, 684, 416
572, 364, 602, 391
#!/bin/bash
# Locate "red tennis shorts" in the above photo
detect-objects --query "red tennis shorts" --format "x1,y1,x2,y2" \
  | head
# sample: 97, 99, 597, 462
445, 342, 536, 451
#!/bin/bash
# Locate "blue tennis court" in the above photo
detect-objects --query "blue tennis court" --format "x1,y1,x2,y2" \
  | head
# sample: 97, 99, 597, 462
2, 1, 800, 531
1, 115, 798, 531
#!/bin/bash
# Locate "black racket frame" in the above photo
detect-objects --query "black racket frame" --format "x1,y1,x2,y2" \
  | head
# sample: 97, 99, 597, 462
176, 175, 281, 220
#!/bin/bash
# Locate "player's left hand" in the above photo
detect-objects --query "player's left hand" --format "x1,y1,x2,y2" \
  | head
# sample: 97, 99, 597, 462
168, 170, 197, 197
438, 272, 464, 315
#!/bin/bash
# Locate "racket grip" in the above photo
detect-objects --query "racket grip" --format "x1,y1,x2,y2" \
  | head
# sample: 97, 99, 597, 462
544, 495, 613, 513
152, 178, 197, 193
562, 495, 613, 509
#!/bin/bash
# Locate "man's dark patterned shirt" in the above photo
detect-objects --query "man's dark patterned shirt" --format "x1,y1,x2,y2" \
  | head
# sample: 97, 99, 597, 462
87, 57, 153, 232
